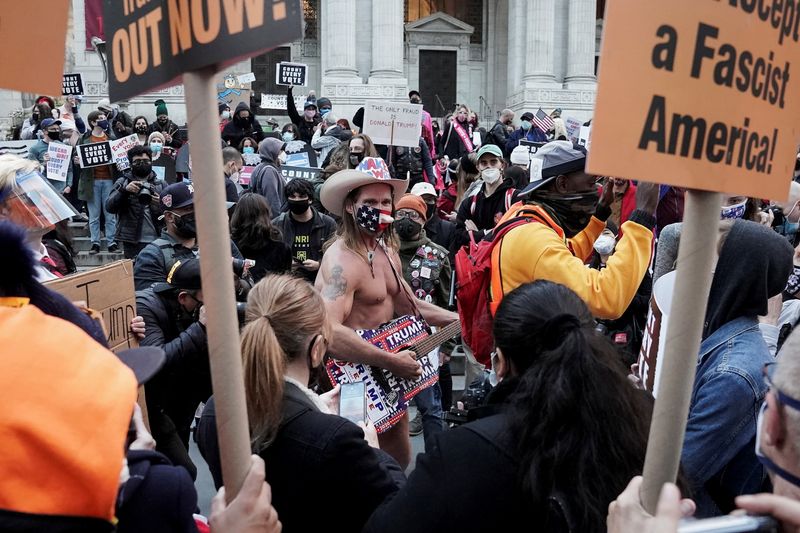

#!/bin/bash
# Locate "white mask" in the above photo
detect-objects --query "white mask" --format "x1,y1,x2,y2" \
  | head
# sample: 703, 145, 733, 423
481, 167, 501, 185
277, 152, 287, 164
594, 234, 617, 256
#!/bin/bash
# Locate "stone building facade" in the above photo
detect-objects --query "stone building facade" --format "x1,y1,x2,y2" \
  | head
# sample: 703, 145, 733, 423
0, 0, 603, 137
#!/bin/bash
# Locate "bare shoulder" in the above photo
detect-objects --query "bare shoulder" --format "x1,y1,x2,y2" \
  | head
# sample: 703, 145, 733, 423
317, 240, 365, 301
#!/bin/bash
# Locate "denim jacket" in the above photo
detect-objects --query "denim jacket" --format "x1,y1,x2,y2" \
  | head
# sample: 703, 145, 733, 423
681, 316, 772, 517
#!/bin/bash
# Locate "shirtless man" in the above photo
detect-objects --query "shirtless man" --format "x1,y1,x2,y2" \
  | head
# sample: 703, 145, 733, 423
317, 157, 458, 468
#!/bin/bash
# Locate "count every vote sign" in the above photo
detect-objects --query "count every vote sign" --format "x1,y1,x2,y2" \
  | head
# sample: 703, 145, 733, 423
78, 142, 114, 168
104, 0, 303, 102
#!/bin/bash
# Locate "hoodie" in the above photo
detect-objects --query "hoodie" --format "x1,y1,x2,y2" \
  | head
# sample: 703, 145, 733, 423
250, 137, 287, 216
221, 101, 264, 147
703, 219, 794, 339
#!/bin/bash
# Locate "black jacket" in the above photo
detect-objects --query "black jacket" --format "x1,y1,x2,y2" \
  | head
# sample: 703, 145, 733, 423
148, 120, 183, 149
286, 86, 320, 144
136, 288, 210, 444
425, 216, 456, 262
196, 382, 405, 532
438, 120, 474, 160
222, 102, 265, 147
453, 182, 520, 251
105, 171, 165, 244
233, 237, 292, 282
272, 207, 336, 281
115, 450, 198, 533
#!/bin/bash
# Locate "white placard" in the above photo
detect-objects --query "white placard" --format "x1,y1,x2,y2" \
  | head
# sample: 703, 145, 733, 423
529, 158, 543, 181
578, 125, 592, 151
564, 117, 583, 142
260, 93, 306, 111
110, 134, 140, 171
46, 142, 72, 182
362, 102, 423, 148
237, 72, 256, 84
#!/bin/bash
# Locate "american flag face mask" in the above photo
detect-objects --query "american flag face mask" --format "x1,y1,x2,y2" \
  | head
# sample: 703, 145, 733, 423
356, 204, 394, 234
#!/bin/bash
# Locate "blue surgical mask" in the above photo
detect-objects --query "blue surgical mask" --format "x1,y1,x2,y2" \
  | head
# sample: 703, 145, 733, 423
243, 146, 255, 155
521, 120, 531, 130
149, 142, 162, 153
720, 200, 747, 220
282, 132, 295, 143
320, 108, 331, 117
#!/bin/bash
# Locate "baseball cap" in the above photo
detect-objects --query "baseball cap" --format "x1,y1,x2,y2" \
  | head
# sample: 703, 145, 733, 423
410, 182, 437, 198
476, 144, 503, 160
521, 112, 534, 121
40, 118, 61, 129
154, 258, 203, 293
117, 346, 166, 385
409, 90, 421, 99
303, 99, 317, 109
519, 141, 588, 196
160, 182, 194, 210
97, 98, 113, 112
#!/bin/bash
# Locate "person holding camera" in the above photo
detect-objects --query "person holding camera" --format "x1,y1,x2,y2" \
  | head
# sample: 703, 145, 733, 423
106, 145, 165, 260
136, 258, 210, 479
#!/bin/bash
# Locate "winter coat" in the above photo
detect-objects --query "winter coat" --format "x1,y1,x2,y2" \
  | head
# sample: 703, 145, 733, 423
221, 102, 264, 148
148, 119, 183, 149
250, 137, 287, 217
310, 125, 343, 164
438, 120, 474, 160
505, 126, 547, 154
286, 86, 320, 144
272, 207, 336, 282
105, 171, 165, 244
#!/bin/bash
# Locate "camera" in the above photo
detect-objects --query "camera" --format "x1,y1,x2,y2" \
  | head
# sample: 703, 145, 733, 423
137, 182, 153, 204
236, 301, 247, 325
764, 205, 785, 228
232, 258, 256, 278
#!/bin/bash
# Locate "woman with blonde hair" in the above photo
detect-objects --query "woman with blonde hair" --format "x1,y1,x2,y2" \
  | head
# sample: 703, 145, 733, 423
196, 275, 403, 532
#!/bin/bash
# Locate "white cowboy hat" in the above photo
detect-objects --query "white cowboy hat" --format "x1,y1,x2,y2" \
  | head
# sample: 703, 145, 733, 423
320, 157, 408, 216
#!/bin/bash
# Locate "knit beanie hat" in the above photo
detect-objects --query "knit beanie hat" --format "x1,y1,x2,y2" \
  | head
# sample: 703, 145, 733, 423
395, 194, 428, 222
218, 102, 230, 115
154, 99, 168, 116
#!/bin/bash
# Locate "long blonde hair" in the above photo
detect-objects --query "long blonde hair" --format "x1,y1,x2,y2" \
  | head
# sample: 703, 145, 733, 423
241, 275, 330, 449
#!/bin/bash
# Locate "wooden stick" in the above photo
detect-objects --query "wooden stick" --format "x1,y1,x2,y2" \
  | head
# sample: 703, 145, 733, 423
640, 189, 722, 512
183, 67, 251, 502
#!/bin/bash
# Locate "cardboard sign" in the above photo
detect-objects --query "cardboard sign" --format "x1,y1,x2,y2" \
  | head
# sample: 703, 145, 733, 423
104, 0, 303, 102
0, 0, 69, 95
276, 61, 308, 86
45, 260, 139, 353
62, 73, 84, 96
363, 102, 423, 148
0, 140, 38, 158
587, 0, 799, 200
237, 72, 256, 84
282, 166, 322, 182
110, 134, 140, 171
564, 117, 583, 142
260, 92, 305, 110
46, 142, 72, 182
637, 271, 676, 395
78, 141, 114, 168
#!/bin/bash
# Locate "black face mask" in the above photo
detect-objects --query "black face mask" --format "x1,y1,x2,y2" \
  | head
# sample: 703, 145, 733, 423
157, 118, 168, 126
288, 199, 310, 215
395, 218, 422, 241
410, 98, 421, 105
46, 131, 61, 141
349, 153, 363, 167
132, 161, 152, 177
136, 125, 148, 134
172, 212, 197, 239
234, 115, 249, 127
532, 189, 600, 238
425, 202, 436, 220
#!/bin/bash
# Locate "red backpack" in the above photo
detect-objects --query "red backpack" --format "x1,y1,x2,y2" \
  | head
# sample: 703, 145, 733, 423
454, 208, 541, 367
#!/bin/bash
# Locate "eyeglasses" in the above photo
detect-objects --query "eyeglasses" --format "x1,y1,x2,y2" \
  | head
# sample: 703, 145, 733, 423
763, 362, 800, 411
396, 210, 421, 220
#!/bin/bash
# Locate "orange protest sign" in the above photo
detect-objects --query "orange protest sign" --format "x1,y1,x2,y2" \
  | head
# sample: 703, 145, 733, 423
0, 0, 69, 95
587, 0, 800, 200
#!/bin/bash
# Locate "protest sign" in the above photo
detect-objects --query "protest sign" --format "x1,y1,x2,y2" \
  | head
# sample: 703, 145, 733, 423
46, 142, 72, 182
110, 134, 140, 171
363, 102, 423, 148
564, 117, 582, 143
238, 165, 255, 187
282, 166, 322, 182
529, 158, 543, 181
78, 141, 114, 168
276, 62, 308, 86
285, 151, 311, 167
637, 271, 676, 394
587, 0, 799, 200
45, 260, 138, 353
62, 73, 84, 96
104, 0, 303, 101
237, 72, 256, 84
578, 125, 591, 151
519, 140, 545, 155
260, 92, 305, 110
0, 140, 38, 158
0, 0, 69, 95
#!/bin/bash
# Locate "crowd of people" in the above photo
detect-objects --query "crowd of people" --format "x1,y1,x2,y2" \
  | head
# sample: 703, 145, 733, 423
2, 83, 800, 533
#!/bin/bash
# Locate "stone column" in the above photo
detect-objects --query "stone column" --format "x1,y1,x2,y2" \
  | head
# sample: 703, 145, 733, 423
369, 0, 405, 80
522, 0, 558, 86
321, 0, 358, 78
565, 0, 598, 87
507, 0, 524, 91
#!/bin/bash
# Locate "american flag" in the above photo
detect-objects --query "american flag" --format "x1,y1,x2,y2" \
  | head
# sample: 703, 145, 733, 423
532, 108, 555, 132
